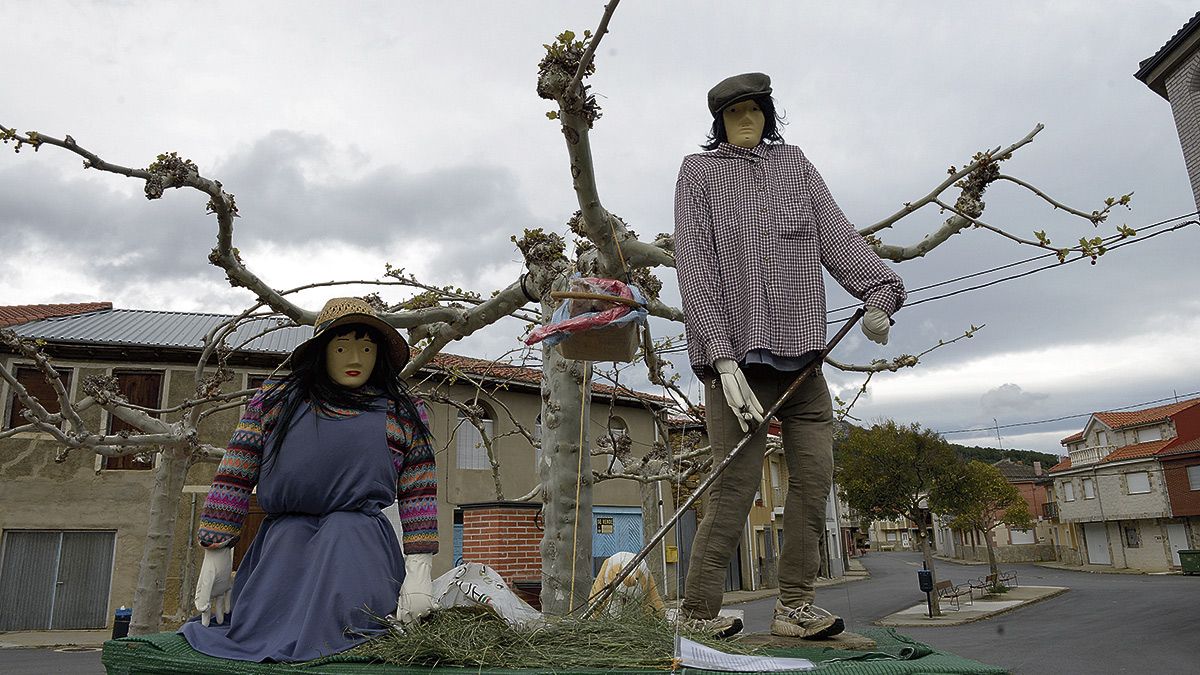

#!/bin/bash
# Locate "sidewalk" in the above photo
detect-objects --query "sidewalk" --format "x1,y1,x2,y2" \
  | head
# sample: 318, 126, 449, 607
877, 585, 1068, 627
1034, 561, 1171, 575
723, 558, 870, 606
0, 629, 110, 649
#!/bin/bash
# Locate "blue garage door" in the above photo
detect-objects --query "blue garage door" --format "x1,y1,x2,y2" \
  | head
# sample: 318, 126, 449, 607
593, 506, 643, 574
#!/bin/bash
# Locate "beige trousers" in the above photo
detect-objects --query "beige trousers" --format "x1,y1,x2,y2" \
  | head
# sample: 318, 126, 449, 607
682, 365, 833, 618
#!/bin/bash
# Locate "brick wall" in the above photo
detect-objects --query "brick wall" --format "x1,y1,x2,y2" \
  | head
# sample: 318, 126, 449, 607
1165, 50, 1200, 212
459, 501, 543, 607
1162, 454, 1200, 516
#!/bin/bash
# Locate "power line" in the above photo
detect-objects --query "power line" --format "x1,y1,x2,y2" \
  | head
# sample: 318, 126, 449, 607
827, 214, 1199, 323
936, 389, 1200, 435
826, 211, 1198, 315
652, 212, 1199, 354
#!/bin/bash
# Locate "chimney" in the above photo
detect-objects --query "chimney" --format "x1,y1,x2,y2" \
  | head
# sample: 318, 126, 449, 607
1034, 461, 1043, 476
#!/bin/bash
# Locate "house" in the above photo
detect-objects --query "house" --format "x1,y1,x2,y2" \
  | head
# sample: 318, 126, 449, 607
1136, 10, 1200, 211
942, 459, 1057, 564
1047, 397, 1200, 571
0, 303, 677, 630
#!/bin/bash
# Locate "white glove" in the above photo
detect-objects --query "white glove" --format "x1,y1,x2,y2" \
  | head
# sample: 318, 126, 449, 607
394, 553, 435, 624
861, 306, 891, 345
714, 358, 764, 433
195, 547, 233, 627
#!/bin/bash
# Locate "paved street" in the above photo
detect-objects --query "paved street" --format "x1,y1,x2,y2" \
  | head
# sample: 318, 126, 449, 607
4, 551, 1196, 674
732, 551, 1196, 674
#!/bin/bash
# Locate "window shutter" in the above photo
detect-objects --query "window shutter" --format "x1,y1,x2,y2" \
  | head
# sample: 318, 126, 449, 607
6, 366, 73, 430
104, 371, 164, 470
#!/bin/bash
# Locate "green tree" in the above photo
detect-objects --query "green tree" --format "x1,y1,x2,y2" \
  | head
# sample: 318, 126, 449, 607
934, 460, 1034, 580
838, 420, 960, 615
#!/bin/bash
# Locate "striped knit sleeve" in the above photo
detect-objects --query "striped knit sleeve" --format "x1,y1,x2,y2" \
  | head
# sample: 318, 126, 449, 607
195, 388, 268, 549
388, 398, 439, 555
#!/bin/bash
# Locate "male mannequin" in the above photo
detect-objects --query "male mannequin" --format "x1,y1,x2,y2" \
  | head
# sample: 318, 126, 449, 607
674, 73, 904, 638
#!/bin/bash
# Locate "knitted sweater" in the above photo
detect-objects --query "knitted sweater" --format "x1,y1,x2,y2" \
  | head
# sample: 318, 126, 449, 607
195, 385, 439, 555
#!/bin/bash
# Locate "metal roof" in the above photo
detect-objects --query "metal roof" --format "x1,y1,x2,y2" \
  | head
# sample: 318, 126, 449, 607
10, 308, 312, 355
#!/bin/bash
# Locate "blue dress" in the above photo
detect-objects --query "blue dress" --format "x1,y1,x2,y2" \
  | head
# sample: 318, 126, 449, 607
180, 401, 405, 662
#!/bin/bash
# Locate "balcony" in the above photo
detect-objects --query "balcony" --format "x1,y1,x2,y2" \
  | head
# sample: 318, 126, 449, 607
1068, 444, 1114, 467
1042, 502, 1059, 519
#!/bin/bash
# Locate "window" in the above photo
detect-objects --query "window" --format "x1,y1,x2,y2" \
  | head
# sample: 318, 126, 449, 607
1126, 471, 1150, 494
1096, 430, 1107, 446
1082, 477, 1096, 499
455, 407, 493, 470
105, 370, 164, 470
1062, 480, 1075, 501
1124, 525, 1141, 548
1138, 427, 1161, 443
5, 366, 73, 430
603, 416, 628, 473
1188, 465, 1200, 491
246, 374, 271, 391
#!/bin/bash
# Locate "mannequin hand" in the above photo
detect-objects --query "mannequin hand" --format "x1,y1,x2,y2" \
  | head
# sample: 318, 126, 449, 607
714, 358, 764, 433
195, 547, 233, 627
394, 553, 435, 624
861, 307, 891, 346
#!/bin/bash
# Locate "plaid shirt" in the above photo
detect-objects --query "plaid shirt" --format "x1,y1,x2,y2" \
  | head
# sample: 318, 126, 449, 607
674, 142, 906, 374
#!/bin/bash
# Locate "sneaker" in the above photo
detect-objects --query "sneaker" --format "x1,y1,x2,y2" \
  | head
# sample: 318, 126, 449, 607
672, 611, 744, 639
770, 600, 844, 639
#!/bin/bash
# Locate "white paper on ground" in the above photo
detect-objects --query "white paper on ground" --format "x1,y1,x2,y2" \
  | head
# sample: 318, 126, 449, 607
675, 636, 815, 672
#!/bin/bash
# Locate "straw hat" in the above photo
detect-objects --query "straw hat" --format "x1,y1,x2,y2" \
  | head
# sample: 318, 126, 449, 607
288, 297, 410, 370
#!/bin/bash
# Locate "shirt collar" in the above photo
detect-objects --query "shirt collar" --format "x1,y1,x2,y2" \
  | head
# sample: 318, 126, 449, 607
715, 141, 773, 161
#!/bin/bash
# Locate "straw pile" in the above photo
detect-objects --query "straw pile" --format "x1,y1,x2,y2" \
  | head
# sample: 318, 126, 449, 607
353, 606, 758, 670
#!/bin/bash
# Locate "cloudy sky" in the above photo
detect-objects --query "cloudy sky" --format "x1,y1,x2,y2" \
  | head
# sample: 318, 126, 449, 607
3, 1, 1198, 455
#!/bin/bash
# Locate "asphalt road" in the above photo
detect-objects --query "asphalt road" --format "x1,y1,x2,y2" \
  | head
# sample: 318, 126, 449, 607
731, 551, 1197, 674
4, 552, 1196, 674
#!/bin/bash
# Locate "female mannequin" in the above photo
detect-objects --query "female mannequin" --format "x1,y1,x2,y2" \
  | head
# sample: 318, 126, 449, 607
180, 298, 437, 662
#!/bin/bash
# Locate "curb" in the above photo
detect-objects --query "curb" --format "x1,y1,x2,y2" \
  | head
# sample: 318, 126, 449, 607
875, 586, 1069, 627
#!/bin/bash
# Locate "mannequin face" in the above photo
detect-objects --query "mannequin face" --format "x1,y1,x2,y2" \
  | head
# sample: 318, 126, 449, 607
324, 329, 377, 389
722, 100, 765, 149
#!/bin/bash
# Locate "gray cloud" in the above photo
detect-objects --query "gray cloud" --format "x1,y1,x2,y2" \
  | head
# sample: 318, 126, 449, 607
981, 384, 1050, 416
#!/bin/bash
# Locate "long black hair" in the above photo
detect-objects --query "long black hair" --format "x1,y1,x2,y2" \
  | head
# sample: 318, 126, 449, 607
260, 324, 431, 470
701, 95, 787, 151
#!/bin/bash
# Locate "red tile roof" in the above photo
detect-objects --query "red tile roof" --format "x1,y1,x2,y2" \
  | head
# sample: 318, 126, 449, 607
0, 302, 112, 328
1093, 398, 1200, 429
1060, 430, 1084, 444
427, 352, 673, 406
1160, 436, 1200, 457
1048, 458, 1072, 473
1100, 439, 1172, 463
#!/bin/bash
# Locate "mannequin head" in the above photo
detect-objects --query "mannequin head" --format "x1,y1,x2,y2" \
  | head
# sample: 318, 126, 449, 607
722, 100, 765, 149
702, 95, 785, 151
324, 328, 378, 389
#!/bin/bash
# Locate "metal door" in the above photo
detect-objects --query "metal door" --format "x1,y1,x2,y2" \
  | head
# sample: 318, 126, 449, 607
1167, 523, 1189, 566
0, 530, 115, 630
675, 509, 698, 586
1083, 522, 1111, 565
592, 506, 643, 573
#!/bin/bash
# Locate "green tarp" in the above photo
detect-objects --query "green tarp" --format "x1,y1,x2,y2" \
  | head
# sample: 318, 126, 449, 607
102, 629, 1006, 674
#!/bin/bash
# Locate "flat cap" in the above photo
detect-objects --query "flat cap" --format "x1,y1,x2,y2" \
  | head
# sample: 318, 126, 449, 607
707, 72, 772, 117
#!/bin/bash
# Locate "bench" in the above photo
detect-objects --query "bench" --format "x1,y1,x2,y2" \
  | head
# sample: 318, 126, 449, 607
998, 569, 1018, 588
934, 579, 973, 610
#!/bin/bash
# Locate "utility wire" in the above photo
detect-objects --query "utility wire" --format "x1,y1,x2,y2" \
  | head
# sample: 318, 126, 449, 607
651, 211, 1200, 354
937, 389, 1200, 435
828, 215, 1199, 323
825, 210, 1198, 315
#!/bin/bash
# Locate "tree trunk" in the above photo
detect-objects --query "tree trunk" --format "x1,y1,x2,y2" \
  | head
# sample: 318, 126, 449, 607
538, 340, 594, 615
130, 446, 193, 635
640, 478, 667, 598
984, 528, 999, 579
917, 528, 942, 616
